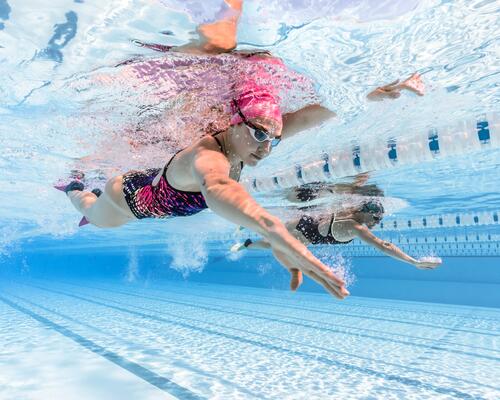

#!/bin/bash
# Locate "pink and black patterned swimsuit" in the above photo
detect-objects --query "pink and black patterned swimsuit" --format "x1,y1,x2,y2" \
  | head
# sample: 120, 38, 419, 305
122, 136, 241, 219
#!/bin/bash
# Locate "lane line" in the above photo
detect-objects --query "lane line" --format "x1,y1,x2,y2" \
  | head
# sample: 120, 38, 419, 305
0, 295, 206, 400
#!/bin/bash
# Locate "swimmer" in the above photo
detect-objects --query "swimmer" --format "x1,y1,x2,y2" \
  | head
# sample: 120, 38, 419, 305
59, 1, 428, 298
58, 85, 355, 299
232, 200, 442, 270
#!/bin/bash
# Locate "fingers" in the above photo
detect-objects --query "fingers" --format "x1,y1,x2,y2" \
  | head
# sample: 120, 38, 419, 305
306, 269, 348, 300
376, 87, 401, 99
270, 239, 349, 299
276, 249, 349, 299
300, 254, 349, 297
306, 256, 346, 288
401, 84, 424, 96
383, 79, 400, 88
415, 262, 439, 269
400, 73, 425, 96
289, 268, 303, 291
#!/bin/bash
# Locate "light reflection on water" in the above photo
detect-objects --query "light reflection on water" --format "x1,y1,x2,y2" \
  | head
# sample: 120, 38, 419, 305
0, 0, 498, 246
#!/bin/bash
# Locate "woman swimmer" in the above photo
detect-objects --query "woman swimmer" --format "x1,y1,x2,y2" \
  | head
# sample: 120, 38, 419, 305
232, 200, 442, 270
59, 85, 357, 298
59, 0, 427, 298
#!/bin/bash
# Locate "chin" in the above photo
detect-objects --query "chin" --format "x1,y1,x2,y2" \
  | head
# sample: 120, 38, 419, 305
246, 155, 261, 166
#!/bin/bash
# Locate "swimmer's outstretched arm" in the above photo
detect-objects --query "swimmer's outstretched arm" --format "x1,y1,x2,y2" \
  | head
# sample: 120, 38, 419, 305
232, 220, 306, 251
366, 73, 425, 101
346, 221, 441, 269
192, 143, 349, 299
281, 105, 336, 139
282, 73, 425, 139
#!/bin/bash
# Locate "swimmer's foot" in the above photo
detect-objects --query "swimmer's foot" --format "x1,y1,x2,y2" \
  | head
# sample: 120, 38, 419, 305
79, 216, 90, 227
54, 170, 86, 192
54, 179, 92, 228
54, 180, 85, 194
91, 188, 102, 197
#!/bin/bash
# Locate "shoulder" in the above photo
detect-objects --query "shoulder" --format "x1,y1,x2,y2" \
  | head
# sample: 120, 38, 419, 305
189, 135, 225, 161
327, 218, 360, 242
195, 135, 223, 151
333, 218, 357, 228
190, 136, 231, 178
332, 218, 365, 234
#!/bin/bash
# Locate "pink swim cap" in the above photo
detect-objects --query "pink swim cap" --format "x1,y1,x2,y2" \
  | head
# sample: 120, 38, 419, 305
230, 81, 282, 127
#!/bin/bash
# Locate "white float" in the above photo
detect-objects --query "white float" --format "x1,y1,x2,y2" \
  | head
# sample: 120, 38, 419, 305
242, 112, 499, 192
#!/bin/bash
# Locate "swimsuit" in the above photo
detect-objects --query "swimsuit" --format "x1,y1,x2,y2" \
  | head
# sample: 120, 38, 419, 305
295, 215, 353, 245
122, 135, 241, 219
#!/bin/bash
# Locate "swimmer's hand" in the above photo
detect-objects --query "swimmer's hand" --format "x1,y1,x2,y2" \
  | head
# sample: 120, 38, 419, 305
414, 256, 442, 270
367, 73, 425, 101
266, 224, 349, 299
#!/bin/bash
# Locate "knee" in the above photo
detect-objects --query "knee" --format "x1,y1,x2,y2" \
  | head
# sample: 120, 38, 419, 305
105, 175, 124, 195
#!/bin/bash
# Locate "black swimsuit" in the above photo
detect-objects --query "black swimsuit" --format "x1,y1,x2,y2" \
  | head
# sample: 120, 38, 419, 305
122, 135, 242, 219
295, 215, 353, 245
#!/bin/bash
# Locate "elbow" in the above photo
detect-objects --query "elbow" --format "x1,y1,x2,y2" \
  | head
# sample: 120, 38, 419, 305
202, 174, 233, 197
380, 241, 394, 252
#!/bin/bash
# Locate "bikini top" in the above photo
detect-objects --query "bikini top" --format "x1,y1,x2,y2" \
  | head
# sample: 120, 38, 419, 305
295, 214, 353, 245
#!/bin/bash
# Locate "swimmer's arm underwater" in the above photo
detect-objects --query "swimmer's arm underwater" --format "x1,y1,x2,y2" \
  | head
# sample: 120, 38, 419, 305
173, 0, 242, 55
349, 221, 441, 269
366, 73, 425, 101
281, 105, 336, 139
191, 144, 349, 299
281, 73, 425, 139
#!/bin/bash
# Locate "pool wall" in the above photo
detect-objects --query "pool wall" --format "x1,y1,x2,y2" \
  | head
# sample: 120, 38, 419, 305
2, 242, 499, 308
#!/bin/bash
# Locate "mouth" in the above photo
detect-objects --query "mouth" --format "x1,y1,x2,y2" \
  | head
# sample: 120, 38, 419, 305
251, 153, 262, 161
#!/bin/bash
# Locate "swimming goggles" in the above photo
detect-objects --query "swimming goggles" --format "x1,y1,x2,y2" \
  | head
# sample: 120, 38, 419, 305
361, 202, 383, 222
233, 99, 281, 147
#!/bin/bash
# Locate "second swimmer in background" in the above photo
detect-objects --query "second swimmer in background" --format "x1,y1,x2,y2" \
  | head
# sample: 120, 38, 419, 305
232, 199, 442, 270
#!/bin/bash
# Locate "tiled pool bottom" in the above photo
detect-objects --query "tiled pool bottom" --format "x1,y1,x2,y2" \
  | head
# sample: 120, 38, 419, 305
0, 279, 498, 400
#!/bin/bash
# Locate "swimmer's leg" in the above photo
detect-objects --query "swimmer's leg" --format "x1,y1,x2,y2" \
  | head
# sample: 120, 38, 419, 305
66, 179, 133, 228
230, 238, 271, 252
67, 189, 98, 215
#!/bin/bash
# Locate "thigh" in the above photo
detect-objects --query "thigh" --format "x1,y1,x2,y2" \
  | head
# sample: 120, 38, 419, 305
87, 177, 135, 227
87, 193, 133, 228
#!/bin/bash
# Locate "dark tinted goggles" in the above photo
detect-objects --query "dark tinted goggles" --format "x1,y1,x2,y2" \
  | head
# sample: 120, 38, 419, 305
233, 99, 281, 147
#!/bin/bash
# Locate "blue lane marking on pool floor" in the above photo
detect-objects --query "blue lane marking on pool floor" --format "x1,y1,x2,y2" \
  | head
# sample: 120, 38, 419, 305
64, 280, 500, 362
0, 295, 206, 400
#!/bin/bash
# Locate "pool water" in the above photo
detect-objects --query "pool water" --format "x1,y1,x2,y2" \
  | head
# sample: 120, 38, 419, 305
0, 0, 499, 398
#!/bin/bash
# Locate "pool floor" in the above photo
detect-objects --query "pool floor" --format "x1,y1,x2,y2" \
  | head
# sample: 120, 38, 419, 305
0, 279, 499, 399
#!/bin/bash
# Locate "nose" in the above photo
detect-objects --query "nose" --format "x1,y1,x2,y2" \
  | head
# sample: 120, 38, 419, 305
257, 140, 272, 156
